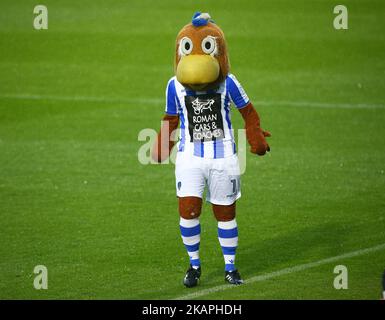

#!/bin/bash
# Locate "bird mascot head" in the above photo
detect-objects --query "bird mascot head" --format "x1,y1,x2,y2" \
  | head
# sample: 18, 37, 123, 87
175, 12, 229, 91
152, 12, 271, 164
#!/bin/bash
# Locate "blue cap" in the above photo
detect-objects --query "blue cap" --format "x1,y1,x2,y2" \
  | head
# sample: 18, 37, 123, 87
192, 12, 214, 27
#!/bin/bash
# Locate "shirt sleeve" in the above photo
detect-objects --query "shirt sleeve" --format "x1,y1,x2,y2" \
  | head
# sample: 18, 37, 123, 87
227, 74, 250, 109
164, 78, 178, 115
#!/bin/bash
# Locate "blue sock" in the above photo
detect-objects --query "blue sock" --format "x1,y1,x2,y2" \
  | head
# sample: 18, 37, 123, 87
218, 219, 238, 272
180, 217, 201, 268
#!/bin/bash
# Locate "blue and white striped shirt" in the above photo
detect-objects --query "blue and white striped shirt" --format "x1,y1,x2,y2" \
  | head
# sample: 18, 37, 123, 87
165, 74, 249, 159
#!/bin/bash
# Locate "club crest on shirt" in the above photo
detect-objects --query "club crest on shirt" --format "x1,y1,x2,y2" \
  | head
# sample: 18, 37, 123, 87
191, 98, 215, 115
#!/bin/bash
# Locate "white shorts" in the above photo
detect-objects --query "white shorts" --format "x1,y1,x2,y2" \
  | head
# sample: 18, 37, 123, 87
175, 151, 241, 206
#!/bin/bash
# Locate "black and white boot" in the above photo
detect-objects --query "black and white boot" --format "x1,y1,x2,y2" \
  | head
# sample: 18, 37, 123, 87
183, 265, 201, 288
225, 269, 244, 285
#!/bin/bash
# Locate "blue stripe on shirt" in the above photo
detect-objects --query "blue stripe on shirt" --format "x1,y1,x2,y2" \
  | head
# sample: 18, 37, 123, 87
214, 139, 224, 158
175, 93, 185, 152
226, 75, 249, 109
224, 92, 236, 155
193, 141, 201, 157
165, 79, 178, 115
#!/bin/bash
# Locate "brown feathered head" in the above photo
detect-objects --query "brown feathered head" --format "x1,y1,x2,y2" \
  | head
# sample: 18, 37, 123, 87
175, 12, 230, 91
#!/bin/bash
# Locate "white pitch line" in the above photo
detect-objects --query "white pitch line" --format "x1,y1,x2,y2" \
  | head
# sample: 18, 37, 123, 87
0, 93, 164, 105
173, 242, 385, 300
254, 100, 385, 109
0, 93, 384, 109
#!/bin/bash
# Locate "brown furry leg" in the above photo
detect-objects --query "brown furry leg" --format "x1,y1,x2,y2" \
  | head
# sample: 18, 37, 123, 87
179, 196, 202, 219
212, 202, 236, 222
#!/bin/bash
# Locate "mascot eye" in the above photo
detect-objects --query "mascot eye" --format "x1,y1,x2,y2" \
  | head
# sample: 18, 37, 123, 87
180, 37, 193, 55
201, 36, 216, 54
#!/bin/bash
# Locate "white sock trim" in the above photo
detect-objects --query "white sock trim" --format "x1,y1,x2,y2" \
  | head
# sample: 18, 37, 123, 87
188, 250, 200, 260
180, 217, 200, 228
224, 254, 236, 264
218, 236, 238, 247
218, 219, 237, 230
182, 234, 201, 245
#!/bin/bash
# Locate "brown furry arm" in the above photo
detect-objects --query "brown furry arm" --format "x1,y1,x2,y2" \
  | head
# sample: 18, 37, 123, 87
151, 114, 179, 163
238, 103, 271, 156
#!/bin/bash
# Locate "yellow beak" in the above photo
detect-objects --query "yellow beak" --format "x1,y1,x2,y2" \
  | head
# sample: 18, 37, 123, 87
176, 55, 220, 85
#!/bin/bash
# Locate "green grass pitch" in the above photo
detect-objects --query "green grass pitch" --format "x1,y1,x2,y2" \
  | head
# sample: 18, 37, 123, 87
0, 0, 384, 299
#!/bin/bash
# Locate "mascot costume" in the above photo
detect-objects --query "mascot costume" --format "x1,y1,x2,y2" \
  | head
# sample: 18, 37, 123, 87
152, 12, 271, 287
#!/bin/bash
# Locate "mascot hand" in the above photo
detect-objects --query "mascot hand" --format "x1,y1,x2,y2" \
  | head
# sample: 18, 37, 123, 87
151, 114, 179, 163
238, 103, 271, 156
250, 129, 271, 155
